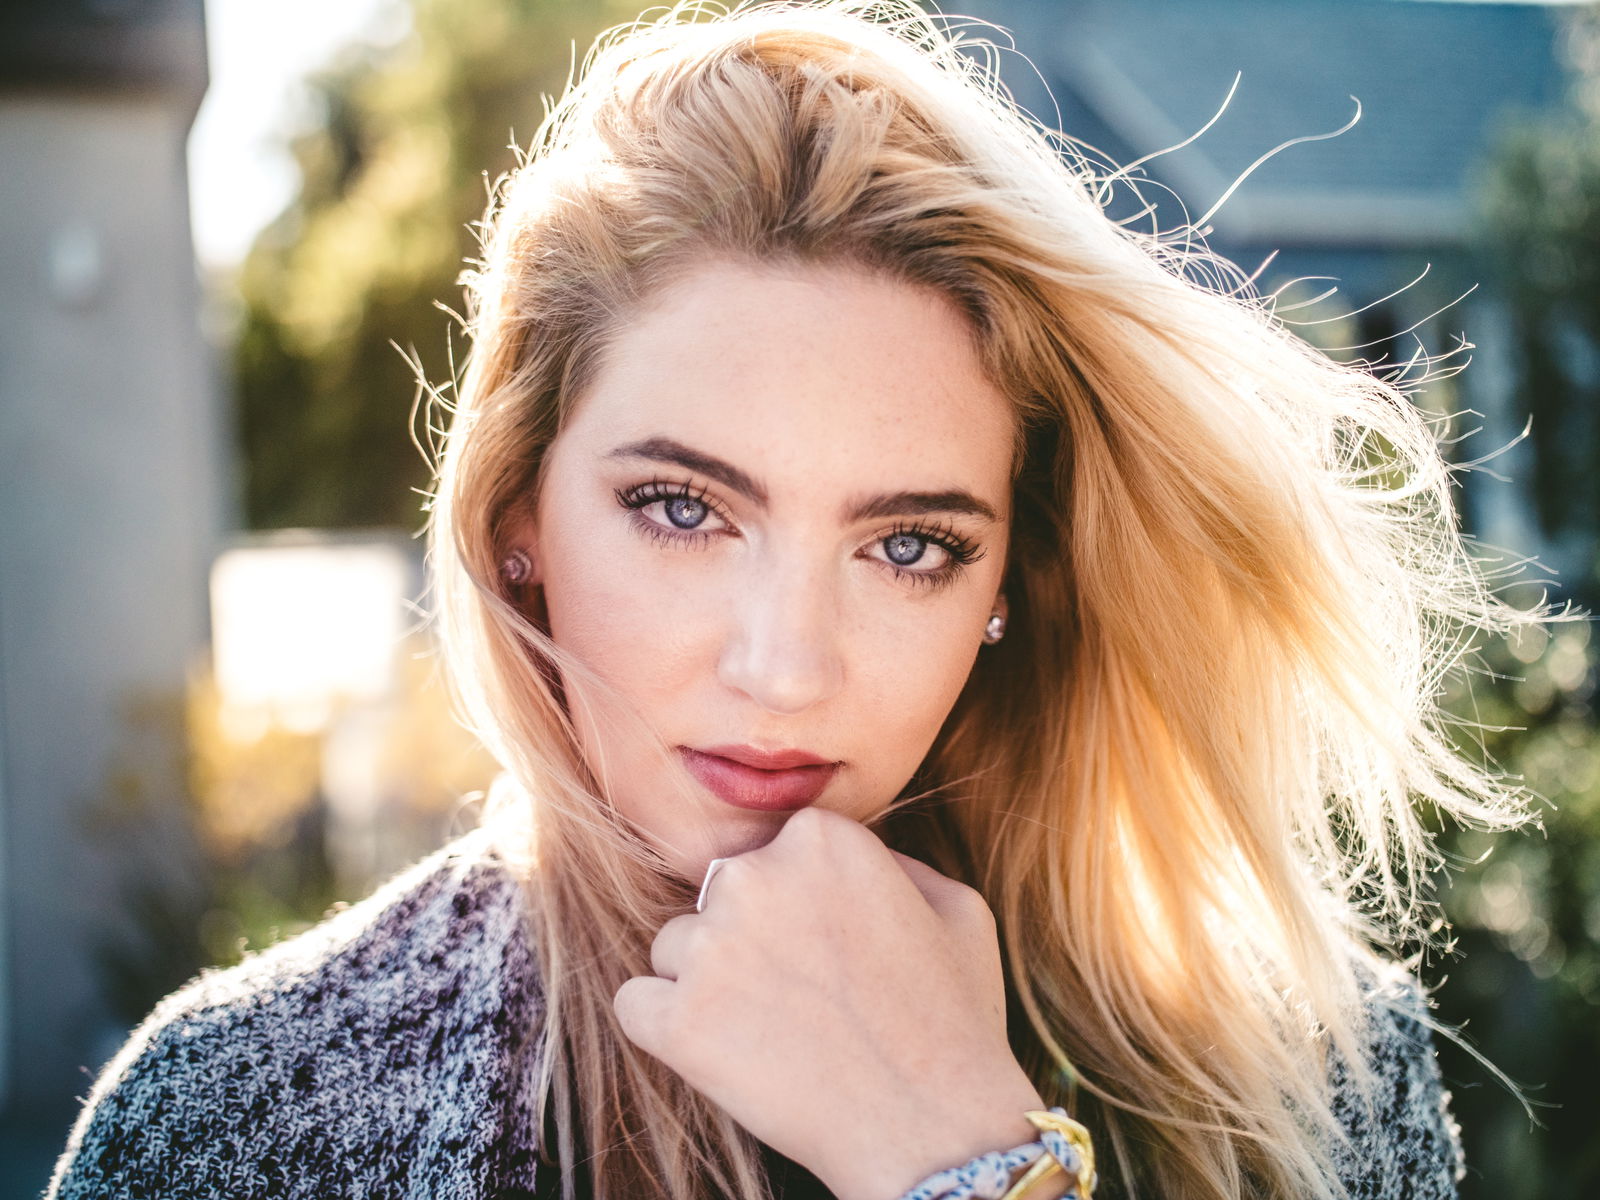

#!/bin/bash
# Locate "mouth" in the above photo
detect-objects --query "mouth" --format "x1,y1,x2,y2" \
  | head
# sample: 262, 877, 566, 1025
678, 746, 840, 812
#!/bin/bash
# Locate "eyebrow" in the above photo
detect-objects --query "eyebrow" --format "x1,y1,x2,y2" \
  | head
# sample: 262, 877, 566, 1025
605, 436, 1001, 524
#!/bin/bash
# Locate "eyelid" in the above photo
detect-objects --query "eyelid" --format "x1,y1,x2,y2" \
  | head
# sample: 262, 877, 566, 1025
617, 474, 983, 585
618, 477, 738, 529
869, 521, 985, 582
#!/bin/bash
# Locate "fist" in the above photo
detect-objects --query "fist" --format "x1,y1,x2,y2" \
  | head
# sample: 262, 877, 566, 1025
612, 806, 1046, 1200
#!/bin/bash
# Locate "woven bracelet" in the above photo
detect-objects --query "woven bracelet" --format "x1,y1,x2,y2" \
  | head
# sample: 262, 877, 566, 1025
894, 1107, 1094, 1200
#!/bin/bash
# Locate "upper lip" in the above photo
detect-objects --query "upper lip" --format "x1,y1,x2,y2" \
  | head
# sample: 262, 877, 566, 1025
690, 744, 838, 770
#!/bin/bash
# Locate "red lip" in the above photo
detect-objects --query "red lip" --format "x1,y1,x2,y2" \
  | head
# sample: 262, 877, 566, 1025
693, 743, 836, 770
679, 746, 840, 812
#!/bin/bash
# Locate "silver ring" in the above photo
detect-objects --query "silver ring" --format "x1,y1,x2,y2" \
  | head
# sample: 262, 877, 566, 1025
695, 857, 733, 914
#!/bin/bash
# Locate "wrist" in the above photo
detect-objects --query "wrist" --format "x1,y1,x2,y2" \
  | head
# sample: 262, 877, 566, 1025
821, 1081, 1050, 1200
828, 1103, 1097, 1200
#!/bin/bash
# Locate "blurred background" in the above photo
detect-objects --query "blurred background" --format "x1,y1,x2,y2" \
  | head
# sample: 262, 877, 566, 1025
0, 0, 1595, 1195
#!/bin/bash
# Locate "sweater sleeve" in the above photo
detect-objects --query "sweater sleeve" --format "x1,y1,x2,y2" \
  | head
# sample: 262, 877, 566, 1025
1327, 973, 1465, 1200
44, 985, 254, 1200
44, 831, 547, 1200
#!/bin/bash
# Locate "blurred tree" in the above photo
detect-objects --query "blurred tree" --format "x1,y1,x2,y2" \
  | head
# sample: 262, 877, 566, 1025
1430, 7, 1600, 1196
1432, 622, 1600, 1200
235, 0, 639, 529
1478, 4, 1600, 604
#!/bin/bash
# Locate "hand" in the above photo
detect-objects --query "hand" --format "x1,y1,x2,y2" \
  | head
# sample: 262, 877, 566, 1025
612, 806, 1048, 1200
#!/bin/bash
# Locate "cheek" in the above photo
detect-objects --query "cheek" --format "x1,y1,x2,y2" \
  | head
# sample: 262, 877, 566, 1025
845, 600, 985, 753
539, 507, 713, 701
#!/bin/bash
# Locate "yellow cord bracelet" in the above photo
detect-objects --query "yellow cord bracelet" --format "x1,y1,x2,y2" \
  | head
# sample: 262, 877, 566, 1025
997, 1110, 1096, 1200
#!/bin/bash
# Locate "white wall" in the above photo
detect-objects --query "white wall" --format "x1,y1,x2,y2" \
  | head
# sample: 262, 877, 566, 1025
0, 89, 225, 1112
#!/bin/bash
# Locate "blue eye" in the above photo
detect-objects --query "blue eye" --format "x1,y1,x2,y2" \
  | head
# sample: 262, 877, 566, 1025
614, 478, 728, 549
662, 494, 709, 530
612, 477, 984, 593
884, 531, 930, 567
870, 523, 980, 592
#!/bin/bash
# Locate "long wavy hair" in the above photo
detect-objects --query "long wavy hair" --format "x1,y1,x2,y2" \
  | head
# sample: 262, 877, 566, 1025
425, 2, 1545, 1196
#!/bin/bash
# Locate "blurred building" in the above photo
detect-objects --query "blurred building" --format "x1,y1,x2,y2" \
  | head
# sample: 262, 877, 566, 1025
0, 0, 221, 1181
961, 0, 1570, 581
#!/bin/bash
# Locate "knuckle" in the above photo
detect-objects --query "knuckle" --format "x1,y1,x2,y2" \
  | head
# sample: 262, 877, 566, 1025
708, 853, 754, 899
782, 804, 864, 855
648, 922, 677, 978
953, 880, 997, 924
612, 976, 649, 1038
615, 976, 680, 1052
652, 914, 719, 980
782, 804, 832, 840
680, 916, 714, 960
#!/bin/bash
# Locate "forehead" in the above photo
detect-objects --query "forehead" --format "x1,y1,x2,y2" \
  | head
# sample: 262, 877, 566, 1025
561, 257, 1016, 509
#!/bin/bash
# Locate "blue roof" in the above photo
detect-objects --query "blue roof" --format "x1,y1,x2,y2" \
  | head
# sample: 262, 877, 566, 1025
964, 0, 1570, 246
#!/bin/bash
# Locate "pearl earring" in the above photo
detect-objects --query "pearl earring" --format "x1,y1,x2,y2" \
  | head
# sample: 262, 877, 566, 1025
500, 549, 533, 586
983, 612, 1006, 644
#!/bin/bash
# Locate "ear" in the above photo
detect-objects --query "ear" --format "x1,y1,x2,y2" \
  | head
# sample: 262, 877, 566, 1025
498, 504, 545, 588
992, 591, 1008, 621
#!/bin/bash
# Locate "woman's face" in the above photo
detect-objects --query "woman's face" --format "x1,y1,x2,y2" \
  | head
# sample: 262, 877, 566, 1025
513, 257, 1015, 877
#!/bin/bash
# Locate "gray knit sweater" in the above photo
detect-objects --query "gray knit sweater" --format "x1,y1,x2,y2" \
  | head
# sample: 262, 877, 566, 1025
45, 829, 1465, 1199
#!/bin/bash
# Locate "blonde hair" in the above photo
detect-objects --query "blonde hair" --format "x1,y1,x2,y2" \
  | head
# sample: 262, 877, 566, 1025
426, 2, 1546, 1197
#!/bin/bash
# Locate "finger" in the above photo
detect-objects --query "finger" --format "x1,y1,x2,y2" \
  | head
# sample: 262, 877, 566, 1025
887, 851, 1005, 1001
696, 854, 739, 913
888, 849, 991, 923
769, 807, 910, 884
781, 810, 943, 904
886, 847, 955, 903
613, 973, 677, 1059
770, 803, 877, 857
649, 912, 704, 982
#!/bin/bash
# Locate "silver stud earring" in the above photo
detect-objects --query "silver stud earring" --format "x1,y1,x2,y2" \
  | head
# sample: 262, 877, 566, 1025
983, 612, 1006, 644
500, 549, 533, 586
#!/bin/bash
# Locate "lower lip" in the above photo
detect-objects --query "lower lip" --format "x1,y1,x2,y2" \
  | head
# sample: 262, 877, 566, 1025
679, 748, 839, 812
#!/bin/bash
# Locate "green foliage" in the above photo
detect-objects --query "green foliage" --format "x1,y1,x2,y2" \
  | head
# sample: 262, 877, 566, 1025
235, 0, 640, 529
1476, 6, 1600, 588
1431, 619, 1600, 1199
1434, 9, 1600, 1193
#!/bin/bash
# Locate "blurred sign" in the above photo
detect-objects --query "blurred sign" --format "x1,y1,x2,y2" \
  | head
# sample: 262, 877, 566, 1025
210, 534, 416, 738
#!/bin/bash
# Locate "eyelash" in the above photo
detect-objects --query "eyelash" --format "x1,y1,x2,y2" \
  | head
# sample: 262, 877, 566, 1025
612, 476, 985, 592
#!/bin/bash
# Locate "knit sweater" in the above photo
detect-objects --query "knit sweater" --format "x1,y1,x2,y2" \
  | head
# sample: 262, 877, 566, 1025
45, 829, 1465, 1199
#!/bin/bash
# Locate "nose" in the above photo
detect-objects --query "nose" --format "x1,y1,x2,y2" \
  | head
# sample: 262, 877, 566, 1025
716, 550, 845, 715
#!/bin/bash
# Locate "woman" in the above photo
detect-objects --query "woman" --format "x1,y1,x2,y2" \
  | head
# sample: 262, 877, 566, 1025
47, 2, 1544, 1198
